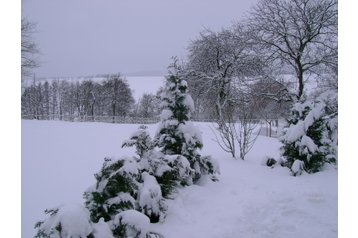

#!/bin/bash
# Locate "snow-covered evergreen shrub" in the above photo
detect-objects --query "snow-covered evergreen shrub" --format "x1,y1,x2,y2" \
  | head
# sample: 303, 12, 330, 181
111, 210, 150, 238
84, 156, 168, 223
141, 152, 179, 198
280, 91, 338, 174
84, 157, 140, 223
111, 209, 165, 238
92, 218, 114, 238
122, 125, 154, 159
121, 126, 181, 198
137, 172, 166, 222
34, 204, 94, 238
154, 62, 219, 187
291, 159, 304, 176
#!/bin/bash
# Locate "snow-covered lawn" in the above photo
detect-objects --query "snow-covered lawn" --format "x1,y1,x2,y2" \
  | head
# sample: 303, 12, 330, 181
22, 120, 337, 238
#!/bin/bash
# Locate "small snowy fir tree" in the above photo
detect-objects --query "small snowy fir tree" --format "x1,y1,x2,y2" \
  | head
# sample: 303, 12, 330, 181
84, 157, 140, 223
280, 91, 337, 175
83, 156, 166, 224
154, 59, 219, 187
121, 125, 179, 198
122, 125, 154, 159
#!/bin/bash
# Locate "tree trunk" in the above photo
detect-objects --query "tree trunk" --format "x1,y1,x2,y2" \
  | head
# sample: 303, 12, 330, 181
296, 59, 305, 101
112, 103, 116, 123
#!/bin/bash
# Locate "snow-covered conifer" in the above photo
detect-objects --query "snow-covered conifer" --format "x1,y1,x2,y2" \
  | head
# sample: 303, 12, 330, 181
111, 209, 150, 238
84, 157, 140, 223
111, 209, 164, 238
81, 156, 166, 237
122, 125, 154, 159
155, 59, 219, 185
280, 91, 337, 174
137, 172, 166, 222
34, 204, 93, 238
92, 218, 115, 238
291, 159, 304, 176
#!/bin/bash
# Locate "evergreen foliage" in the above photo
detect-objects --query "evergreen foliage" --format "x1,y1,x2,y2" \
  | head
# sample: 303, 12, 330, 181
122, 125, 154, 158
34, 204, 94, 238
84, 158, 140, 223
280, 91, 338, 174
155, 60, 219, 184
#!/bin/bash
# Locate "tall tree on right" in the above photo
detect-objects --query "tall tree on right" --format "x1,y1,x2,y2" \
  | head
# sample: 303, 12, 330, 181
248, 0, 338, 101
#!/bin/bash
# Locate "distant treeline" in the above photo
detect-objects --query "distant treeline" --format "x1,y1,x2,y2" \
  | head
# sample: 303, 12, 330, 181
21, 74, 161, 123
21, 72, 293, 123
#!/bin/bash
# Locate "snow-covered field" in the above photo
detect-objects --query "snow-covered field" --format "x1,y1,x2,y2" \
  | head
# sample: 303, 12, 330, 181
22, 120, 337, 238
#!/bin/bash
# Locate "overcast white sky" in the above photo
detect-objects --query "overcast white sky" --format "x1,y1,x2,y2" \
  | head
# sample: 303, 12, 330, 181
22, 0, 257, 78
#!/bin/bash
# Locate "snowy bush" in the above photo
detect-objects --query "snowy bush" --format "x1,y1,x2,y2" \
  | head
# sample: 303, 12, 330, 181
122, 125, 154, 159
79, 155, 166, 237
92, 218, 115, 238
154, 61, 219, 185
111, 210, 150, 238
280, 91, 338, 174
291, 160, 305, 176
84, 157, 140, 223
110, 209, 165, 238
34, 204, 93, 238
138, 172, 166, 222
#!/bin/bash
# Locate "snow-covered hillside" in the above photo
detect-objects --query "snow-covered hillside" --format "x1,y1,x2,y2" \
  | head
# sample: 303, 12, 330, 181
22, 120, 337, 238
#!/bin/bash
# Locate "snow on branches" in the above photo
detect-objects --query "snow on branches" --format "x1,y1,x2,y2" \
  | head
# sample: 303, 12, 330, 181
280, 91, 338, 175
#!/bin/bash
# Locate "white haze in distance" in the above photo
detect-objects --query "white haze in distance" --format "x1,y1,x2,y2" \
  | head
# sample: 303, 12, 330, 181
22, 0, 257, 78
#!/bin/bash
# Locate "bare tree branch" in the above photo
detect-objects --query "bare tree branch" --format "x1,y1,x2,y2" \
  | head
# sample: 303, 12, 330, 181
21, 18, 40, 79
248, 0, 337, 100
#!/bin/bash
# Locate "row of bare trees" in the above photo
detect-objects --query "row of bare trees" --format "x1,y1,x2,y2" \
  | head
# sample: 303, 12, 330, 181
21, 75, 135, 122
181, 0, 337, 159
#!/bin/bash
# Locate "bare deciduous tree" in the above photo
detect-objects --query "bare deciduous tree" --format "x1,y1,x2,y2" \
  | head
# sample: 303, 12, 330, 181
102, 74, 135, 122
186, 26, 264, 120
185, 26, 264, 159
248, 0, 338, 100
212, 95, 260, 160
235, 92, 261, 160
248, 78, 292, 136
21, 18, 40, 79
135, 93, 160, 118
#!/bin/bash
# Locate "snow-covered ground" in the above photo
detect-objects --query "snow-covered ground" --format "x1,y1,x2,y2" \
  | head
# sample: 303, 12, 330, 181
22, 120, 337, 238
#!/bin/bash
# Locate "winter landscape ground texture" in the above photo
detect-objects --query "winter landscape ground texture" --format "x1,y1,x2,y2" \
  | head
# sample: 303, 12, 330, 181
22, 120, 337, 238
